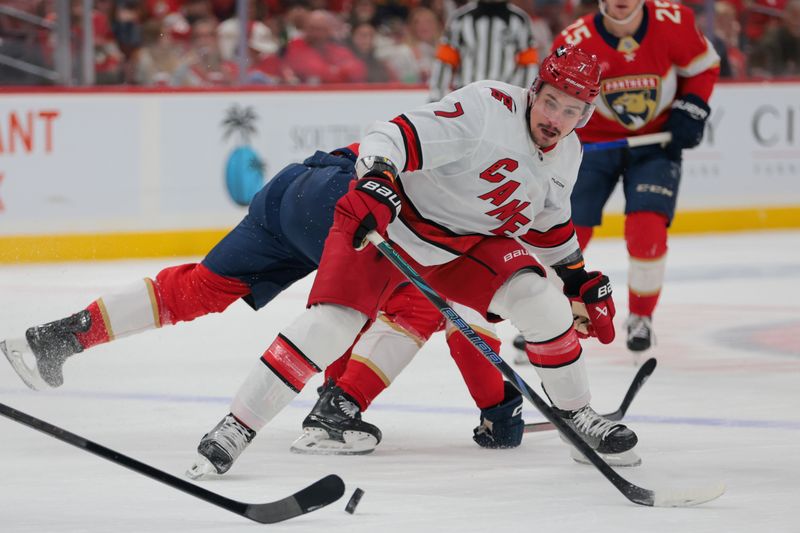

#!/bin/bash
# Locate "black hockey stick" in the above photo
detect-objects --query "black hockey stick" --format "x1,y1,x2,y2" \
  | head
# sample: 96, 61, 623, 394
367, 233, 724, 507
0, 402, 345, 523
524, 358, 657, 433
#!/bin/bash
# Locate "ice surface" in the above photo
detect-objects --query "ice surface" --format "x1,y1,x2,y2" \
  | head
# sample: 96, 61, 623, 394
1, 231, 798, 532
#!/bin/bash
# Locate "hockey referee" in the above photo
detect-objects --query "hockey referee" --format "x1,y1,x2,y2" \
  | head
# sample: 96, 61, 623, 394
428, 0, 540, 101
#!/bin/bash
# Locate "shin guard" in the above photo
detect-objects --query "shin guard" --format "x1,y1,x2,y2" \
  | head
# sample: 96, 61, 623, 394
525, 329, 590, 411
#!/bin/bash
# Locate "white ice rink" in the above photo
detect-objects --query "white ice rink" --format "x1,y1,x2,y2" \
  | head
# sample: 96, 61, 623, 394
1, 230, 798, 533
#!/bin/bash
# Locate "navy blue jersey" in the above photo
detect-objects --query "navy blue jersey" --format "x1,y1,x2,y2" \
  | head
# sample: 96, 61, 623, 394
203, 148, 356, 310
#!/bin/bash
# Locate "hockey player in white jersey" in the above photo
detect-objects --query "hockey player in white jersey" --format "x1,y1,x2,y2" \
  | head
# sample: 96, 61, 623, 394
188, 45, 641, 479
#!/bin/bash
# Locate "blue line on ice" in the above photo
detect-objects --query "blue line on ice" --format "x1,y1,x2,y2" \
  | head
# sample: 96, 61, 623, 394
2, 387, 799, 431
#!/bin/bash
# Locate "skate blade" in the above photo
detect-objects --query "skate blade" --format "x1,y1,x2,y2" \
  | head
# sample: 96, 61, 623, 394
185, 454, 220, 480
1, 338, 49, 391
569, 445, 642, 467
289, 427, 378, 456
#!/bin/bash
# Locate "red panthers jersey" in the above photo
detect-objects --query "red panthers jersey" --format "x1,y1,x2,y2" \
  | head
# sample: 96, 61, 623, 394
552, 1, 719, 143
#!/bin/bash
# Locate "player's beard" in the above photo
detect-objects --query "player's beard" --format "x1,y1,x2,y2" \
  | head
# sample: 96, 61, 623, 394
535, 123, 561, 148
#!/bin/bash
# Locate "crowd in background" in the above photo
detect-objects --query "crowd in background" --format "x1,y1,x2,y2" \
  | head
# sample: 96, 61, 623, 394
0, 0, 799, 86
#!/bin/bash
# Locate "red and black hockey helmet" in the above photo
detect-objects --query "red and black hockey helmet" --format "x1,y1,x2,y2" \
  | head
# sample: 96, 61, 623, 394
533, 45, 602, 105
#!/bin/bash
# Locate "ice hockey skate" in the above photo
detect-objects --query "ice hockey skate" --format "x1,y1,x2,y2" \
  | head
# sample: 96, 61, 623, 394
290, 380, 382, 455
626, 314, 654, 353
557, 404, 641, 467
186, 414, 256, 480
1, 311, 91, 390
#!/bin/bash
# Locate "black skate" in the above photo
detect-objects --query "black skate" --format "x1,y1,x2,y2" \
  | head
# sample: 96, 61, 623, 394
290, 380, 382, 455
626, 314, 654, 353
557, 404, 641, 467
186, 414, 256, 479
1, 311, 91, 390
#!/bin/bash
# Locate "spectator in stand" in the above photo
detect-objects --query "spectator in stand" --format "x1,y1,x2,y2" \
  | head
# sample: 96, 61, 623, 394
405, 7, 442, 83
743, 0, 786, 46
532, 0, 569, 39
133, 17, 191, 85
349, 0, 379, 27
210, 0, 237, 20
184, 16, 234, 85
111, 0, 144, 59
749, 0, 800, 76
374, 16, 424, 82
349, 21, 397, 82
713, 0, 746, 79
373, 0, 410, 21
185, 0, 216, 24
217, 0, 278, 62
96, 21, 128, 85
144, 0, 183, 19
40, 0, 124, 84
281, 0, 313, 45
224, 27, 288, 84
283, 9, 367, 84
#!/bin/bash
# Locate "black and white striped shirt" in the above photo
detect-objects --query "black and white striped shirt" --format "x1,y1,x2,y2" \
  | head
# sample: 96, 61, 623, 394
428, 1, 539, 101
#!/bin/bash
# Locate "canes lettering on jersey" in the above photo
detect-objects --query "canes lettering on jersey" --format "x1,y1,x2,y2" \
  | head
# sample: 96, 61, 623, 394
359, 80, 583, 267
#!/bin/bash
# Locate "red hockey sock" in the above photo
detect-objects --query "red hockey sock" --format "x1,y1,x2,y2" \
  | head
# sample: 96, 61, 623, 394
337, 360, 389, 411
74, 301, 111, 349
625, 212, 669, 317
324, 353, 351, 384
447, 330, 504, 409
629, 293, 660, 317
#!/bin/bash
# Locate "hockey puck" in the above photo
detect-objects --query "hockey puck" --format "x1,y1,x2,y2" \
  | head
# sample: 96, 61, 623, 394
345, 488, 365, 514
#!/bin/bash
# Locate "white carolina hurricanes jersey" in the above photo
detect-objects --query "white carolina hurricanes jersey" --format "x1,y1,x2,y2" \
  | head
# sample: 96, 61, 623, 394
358, 80, 583, 266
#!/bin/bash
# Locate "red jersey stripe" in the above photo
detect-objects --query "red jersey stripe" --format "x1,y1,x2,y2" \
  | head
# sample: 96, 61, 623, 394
520, 220, 575, 248
390, 114, 423, 172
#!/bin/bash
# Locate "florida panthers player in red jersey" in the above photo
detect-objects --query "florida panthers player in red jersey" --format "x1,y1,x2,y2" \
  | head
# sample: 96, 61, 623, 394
186, 46, 641, 479
550, 0, 720, 356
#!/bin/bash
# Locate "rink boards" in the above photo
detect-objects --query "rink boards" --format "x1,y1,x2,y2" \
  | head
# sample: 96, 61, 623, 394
0, 82, 798, 262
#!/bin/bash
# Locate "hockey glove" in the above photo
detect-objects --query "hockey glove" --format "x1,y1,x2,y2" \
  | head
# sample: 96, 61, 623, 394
334, 177, 401, 250
566, 272, 616, 344
665, 93, 710, 161
473, 382, 524, 449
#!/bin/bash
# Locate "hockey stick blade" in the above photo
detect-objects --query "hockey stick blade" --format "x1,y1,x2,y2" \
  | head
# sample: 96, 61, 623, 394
524, 357, 657, 433
367, 233, 725, 508
0, 402, 345, 523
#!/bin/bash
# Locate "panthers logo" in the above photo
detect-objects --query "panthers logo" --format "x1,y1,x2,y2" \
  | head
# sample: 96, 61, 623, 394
601, 75, 661, 130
